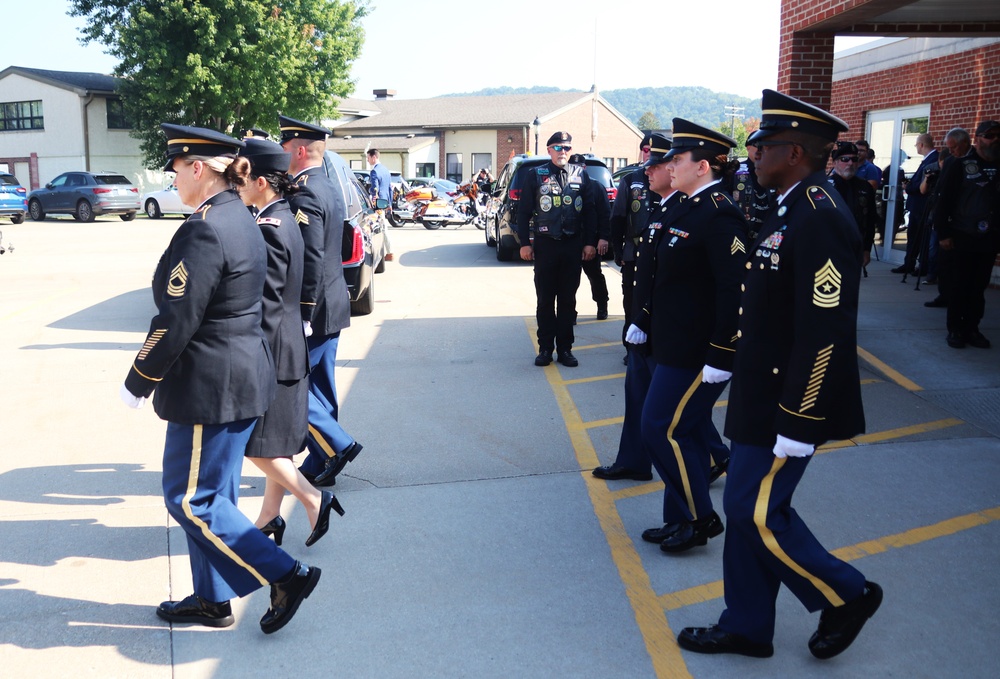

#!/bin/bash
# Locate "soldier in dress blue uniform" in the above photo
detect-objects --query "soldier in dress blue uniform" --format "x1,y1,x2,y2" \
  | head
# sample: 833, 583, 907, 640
679, 90, 881, 660
242, 127, 271, 140
238, 138, 344, 548
278, 115, 363, 486
516, 131, 600, 367
592, 133, 667, 483
624, 119, 746, 554
120, 124, 321, 634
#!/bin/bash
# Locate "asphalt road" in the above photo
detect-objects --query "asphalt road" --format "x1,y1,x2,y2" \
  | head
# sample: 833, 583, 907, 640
0, 216, 998, 678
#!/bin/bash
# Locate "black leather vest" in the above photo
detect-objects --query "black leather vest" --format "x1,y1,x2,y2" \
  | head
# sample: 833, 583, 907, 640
532, 163, 586, 239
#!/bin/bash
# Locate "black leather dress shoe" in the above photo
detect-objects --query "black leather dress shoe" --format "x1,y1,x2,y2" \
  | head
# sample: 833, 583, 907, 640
890, 265, 912, 274
592, 464, 653, 481
966, 330, 991, 348
298, 466, 317, 484
534, 350, 553, 366
678, 625, 774, 657
313, 441, 363, 486
946, 332, 967, 349
557, 351, 579, 367
597, 305, 609, 320
925, 296, 946, 308
660, 512, 724, 553
260, 561, 322, 634
708, 457, 730, 484
641, 523, 682, 544
305, 490, 345, 547
157, 594, 234, 628
809, 581, 883, 659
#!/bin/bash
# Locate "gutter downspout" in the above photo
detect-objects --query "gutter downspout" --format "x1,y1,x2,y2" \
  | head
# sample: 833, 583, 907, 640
81, 94, 94, 171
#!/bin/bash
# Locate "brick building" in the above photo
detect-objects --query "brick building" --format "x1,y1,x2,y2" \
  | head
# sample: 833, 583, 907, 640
777, 0, 1000, 265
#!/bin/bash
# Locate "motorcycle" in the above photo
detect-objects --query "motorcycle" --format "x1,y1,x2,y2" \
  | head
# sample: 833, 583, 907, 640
0, 229, 12, 255
409, 182, 476, 230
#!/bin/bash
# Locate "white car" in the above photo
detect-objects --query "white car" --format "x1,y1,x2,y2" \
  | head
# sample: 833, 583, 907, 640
142, 185, 195, 219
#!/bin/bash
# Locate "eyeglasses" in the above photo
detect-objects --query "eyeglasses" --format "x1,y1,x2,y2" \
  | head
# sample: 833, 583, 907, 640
836, 156, 859, 163
980, 133, 999, 141
550, 145, 572, 152
641, 146, 651, 153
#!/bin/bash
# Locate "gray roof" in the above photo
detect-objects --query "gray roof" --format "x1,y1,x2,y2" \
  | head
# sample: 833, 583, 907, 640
326, 133, 437, 154
334, 91, 592, 130
0, 67, 120, 95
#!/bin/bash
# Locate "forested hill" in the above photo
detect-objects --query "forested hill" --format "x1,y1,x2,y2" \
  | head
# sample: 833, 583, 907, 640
442, 86, 762, 129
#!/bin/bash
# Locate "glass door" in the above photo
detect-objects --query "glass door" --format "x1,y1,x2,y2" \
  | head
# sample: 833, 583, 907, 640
867, 105, 929, 264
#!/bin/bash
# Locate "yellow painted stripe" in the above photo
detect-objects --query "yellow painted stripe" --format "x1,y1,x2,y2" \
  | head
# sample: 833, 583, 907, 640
611, 482, 662, 501
562, 373, 626, 386
818, 418, 963, 451
525, 317, 690, 679
755, 457, 845, 607
662, 506, 1000, 610
573, 341, 621, 350
582, 416, 624, 430
857, 346, 922, 391
307, 424, 337, 460
183, 425, 268, 586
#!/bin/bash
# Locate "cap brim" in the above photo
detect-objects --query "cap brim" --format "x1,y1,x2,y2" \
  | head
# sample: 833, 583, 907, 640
746, 128, 779, 144
162, 156, 178, 173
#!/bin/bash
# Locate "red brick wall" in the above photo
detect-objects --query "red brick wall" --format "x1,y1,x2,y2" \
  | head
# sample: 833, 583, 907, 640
830, 42, 1000, 142
497, 128, 527, 164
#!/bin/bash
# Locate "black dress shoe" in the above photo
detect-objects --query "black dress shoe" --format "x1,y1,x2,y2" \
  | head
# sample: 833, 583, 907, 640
260, 561, 321, 635
157, 593, 234, 628
313, 441, 363, 486
592, 464, 653, 481
305, 490, 345, 547
946, 332, 967, 349
925, 296, 946, 308
966, 330, 991, 349
678, 625, 773, 657
597, 305, 609, 320
557, 351, 579, 367
641, 523, 682, 544
298, 466, 317, 484
260, 515, 286, 546
809, 581, 883, 659
660, 512, 724, 553
534, 350, 553, 366
890, 265, 912, 274
708, 457, 730, 484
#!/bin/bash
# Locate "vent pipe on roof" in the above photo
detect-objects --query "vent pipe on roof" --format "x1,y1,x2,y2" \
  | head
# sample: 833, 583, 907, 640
373, 89, 396, 100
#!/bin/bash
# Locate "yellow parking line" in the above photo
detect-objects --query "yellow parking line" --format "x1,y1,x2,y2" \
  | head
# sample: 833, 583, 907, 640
581, 416, 624, 430
819, 418, 964, 451
660, 506, 1000, 611
857, 346, 922, 391
562, 373, 626, 385
574, 341, 622, 350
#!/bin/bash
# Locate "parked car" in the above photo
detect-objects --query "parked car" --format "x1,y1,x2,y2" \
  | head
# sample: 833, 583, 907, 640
142, 185, 195, 218
612, 163, 643, 183
486, 154, 616, 261
28, 171, 140, 222
322, 150, 390, 315
0, 172, 27, 223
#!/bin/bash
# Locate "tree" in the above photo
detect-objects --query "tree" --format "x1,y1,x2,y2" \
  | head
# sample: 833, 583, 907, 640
637, 111, 660, 130
70, 0, 368, 167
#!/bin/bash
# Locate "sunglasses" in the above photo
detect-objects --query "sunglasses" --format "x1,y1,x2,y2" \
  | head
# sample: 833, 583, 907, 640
836, 156, 859, 163
641, 146, 651, 153
980, 133, 999, 141
550, 145, 572, 152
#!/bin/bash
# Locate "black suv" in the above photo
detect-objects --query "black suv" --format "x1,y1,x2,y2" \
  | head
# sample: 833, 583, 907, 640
485, 154, 616, 261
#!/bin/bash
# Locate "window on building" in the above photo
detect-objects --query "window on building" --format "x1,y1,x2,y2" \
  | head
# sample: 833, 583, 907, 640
415, 163, 435, 178
472, 152, 492, 177
617, 158, 628, 170
106, 98, 130, 129
603, 157, 614, 170
0, 100, 43, 131
446, 153, 463, 183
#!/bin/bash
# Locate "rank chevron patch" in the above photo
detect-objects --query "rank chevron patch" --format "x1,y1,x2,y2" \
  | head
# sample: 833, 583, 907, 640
813, 259, 842, 308
731, 236, 746, 255
167, 261, 189, 298
294, 209, 309, 225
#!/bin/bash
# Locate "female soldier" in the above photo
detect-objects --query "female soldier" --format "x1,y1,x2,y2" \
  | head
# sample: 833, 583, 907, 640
627, 118, 748, 554
120, 124, 320, 634
238, 138, 343, 547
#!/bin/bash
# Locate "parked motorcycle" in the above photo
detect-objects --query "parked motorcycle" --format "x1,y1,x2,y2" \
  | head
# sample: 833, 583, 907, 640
0, 229, 13, 255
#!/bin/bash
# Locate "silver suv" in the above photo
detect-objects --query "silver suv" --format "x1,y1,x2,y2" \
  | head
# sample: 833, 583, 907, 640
27, 171, 140, 222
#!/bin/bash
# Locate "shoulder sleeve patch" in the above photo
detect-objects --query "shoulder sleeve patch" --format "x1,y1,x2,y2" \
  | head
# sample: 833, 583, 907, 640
813, 259, 842, 308
167, 260, 189, 298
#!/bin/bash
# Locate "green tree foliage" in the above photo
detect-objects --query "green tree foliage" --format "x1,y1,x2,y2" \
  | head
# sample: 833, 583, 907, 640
70, 0, 367, 167
637, 111, 660, 130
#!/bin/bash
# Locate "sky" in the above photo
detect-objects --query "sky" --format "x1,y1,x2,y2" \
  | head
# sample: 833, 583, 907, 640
9, 0, 878, 102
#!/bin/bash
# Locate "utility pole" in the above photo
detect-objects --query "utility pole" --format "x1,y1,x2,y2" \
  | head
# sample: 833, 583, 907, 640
724, 105, 744, 140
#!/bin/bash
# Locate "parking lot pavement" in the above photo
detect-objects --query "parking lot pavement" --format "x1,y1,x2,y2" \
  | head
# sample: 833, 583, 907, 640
1, 224, 998, 678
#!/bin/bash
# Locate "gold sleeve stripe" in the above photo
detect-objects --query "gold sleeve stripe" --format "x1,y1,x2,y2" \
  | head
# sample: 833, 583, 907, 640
755, 457, 846, 607
709, 342, 736, 352
301, 301, 317, 307
167, 260, 189, 298
183, 426, 268, 586
779, 403, 825, 421
131, 364, 163, 382
137, 329, 167, 360
295, 209, 310, 225
799, 345, 833, 412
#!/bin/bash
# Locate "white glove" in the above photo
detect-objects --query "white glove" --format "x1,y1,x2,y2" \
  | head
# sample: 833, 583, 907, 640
303, 320, 313, 338
119, 384, 146, 410
773, 434, 815, 459
701, 365, 732, 384
625, 324, 647, 345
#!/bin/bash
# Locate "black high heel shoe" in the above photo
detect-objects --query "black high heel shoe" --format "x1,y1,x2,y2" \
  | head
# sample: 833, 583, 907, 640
305, 491, 345, 547
260, 516, 286, 546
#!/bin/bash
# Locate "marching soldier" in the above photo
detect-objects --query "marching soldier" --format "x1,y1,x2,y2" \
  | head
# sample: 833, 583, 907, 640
679, 90, 881, 660
120, 124, 320, 633
278, 115, 363, 485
